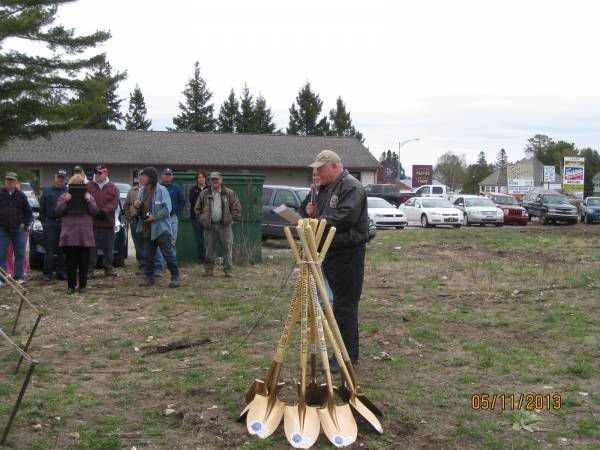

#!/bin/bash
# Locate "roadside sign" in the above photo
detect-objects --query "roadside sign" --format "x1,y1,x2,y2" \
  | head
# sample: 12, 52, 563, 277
543, 166, 555, 183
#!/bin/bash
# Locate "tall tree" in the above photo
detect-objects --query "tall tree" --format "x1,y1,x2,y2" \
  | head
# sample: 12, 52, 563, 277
495, 148, 508, 170
254, 94, 277, 134
579, 147, 600, 197
236, 84, 255, 133
0, 0, 111, 146
287, 82, 329, 135
328, 96, 363, 142
463, 152, 493, 194
124, 85, 151, 130
525, 134, 554, 156
73, 61, 126, 129
477, 151, 488, 166
534, 140, 578, 168
170, 61, 216, 132
433, 151, 467, 191
217, 89, 239, 133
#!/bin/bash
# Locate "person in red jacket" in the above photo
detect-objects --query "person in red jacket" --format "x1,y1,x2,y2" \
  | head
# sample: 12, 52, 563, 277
87, 164, 120, 277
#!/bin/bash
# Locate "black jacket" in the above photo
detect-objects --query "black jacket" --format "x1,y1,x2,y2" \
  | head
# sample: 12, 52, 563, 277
40, 185, 67, 223
0, 188, 33, 231
188, 185, 207, 220
316, 170, 369, 250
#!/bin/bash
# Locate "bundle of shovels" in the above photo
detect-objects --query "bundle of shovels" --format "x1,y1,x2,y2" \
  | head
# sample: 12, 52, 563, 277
240, 219, 383, 448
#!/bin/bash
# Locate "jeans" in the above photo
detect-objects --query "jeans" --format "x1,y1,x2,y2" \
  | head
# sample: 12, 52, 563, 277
191, 219, 205, 262
323, 245, 366, 363
43, 221, 65, 277
131, 225, 164, 271
170, 215, 178, 258
143, 231, 179, 281
0, 226, 26, 281
204, 224, 233, 273
63, 246, 91, 289
89, 226, 115, 272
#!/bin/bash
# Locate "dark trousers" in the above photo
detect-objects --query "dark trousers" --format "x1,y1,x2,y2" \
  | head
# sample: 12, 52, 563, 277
143, 232, 179, 281
43, 222, 65, 277
131, 225, 164, 271
323, 245, 366, 363
191, 219, 206, 262
89, 226, 114, 272
64, 246, 91, 289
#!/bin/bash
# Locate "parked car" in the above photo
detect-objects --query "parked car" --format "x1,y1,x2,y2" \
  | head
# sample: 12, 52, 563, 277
522, 189, 578, 225
261, 184, 376, 241
113, 182, 132, 201
580, 197, 600, 224
453, 195, 504, 227
484, 193, 528, 225
19, 182, 34, 195
29, 196, 129, 270
400, 197, 463, 228
262, 185, 310, 238
367, 197, 407, 229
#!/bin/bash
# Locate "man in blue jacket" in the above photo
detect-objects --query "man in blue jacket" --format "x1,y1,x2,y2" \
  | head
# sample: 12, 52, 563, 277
134, 167, 180, 288
39, 169, 68, 282
160, 168, 184, 257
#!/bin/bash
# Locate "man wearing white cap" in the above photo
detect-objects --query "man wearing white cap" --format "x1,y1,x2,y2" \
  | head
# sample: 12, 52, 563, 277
306, 150, 369, 369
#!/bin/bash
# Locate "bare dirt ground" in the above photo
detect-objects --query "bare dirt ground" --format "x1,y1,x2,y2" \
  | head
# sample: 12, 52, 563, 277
1, 223, 599, 449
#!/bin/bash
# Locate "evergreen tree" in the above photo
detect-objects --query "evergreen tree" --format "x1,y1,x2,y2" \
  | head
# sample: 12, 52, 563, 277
74, 61, 126, 129
124, 85, 151, 130
477, 151, 487, 166
236, 84, 255, 133
170, 61, 216, 132
495, 148, 508, 170
525, 134, 554, 156
0, 0, 111, 146
217, 89, 239, 133
287, 83, 329, 135
329, 97, 363, 142
254, 94, 277, 134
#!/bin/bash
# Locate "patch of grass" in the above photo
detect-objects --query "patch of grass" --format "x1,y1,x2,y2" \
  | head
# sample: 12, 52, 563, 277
577, 417, 600, 438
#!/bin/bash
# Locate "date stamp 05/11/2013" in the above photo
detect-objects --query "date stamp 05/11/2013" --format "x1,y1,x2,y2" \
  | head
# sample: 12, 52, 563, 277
471, 393, 561, 411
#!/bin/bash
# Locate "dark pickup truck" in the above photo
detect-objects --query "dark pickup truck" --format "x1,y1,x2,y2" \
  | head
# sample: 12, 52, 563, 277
365, 184, 451, 206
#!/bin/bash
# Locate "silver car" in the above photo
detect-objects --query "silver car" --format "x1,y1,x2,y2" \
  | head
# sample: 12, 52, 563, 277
453, 195, 504, 227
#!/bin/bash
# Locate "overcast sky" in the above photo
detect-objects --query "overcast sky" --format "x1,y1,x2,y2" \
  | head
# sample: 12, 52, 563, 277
46, 0, 600, 172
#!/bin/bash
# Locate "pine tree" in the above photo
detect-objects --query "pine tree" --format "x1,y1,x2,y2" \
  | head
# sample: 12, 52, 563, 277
170, 61, 216, 132
287, 83, 330, 135
75, 61, 127, 129
0, 0, 111, 146
477, 151, 487, 166
496, 148, 508, 170
217, 89, 239, 132
236, 84, 255, 133
124, 85, 151, 130
329, 97, 363, 142
254, 94, 277, 134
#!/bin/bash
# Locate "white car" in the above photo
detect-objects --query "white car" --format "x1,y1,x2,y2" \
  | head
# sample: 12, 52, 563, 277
367, 197, 407, 229
400, 197, 463, 228
453, 195, 504, 227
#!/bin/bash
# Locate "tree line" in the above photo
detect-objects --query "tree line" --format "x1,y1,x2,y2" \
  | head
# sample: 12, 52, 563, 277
0, 1, 363, 146
432, 135, 600, 197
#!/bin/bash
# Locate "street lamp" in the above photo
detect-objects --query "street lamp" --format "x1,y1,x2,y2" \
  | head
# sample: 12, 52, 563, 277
398, 138, 420, 179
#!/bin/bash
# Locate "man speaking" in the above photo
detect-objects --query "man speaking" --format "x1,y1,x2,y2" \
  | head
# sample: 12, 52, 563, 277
305, 150, 369, 368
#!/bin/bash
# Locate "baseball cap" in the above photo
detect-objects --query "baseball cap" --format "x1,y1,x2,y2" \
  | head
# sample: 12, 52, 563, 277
56, 169, 67, 178
209, 171, 222, 180
94, 164, 108, 174
73, 165, 83, 172
5, 172, 18, 181
310, 150, 341, 168
162, 168, 173, 175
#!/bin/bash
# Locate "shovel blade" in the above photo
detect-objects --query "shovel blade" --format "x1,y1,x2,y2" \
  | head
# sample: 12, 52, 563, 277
318, 403, 357, 447
246, 393, 286, 439
350, 396, 383, 434
336, 385, 384, 417
284, 404, 320, 448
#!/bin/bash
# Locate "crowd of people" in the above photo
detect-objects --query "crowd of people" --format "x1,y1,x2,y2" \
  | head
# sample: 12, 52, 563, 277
0, 166, 242, 291
1, 150, 368, 370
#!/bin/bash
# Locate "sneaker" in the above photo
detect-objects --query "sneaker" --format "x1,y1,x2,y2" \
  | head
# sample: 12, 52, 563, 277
139, 279, 154, 287
15, 279, 25, 286
67, 287, 76, 295
224, 272, 233, 278
78, 287, 87, 294
43, 275, 52, 282
168, 278, 180, 288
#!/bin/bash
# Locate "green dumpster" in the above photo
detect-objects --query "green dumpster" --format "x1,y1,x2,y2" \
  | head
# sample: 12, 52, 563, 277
172, 171, 265, 264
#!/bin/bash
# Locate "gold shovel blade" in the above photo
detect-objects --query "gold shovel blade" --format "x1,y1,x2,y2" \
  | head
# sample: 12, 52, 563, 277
283, 404, 320, 448
318, 403, 357, 447
246, 393, 286, 439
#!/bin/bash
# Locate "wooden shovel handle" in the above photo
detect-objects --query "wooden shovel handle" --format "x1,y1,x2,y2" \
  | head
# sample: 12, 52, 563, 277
314, 219, 327, 248
317, 227, 336, 263
284, 226, 302, 264
273, 277, 301, 364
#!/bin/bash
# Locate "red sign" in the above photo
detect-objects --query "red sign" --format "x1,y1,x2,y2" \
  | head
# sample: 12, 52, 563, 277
412, 165, 432, 187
